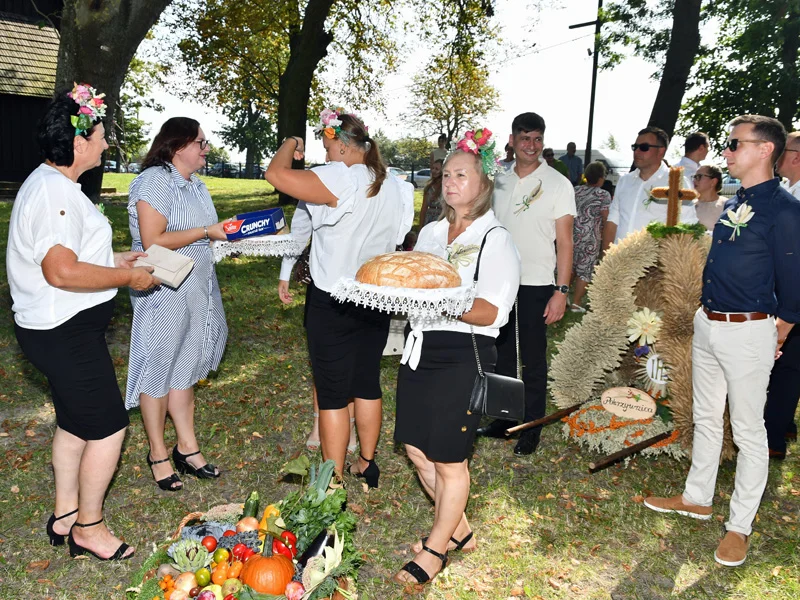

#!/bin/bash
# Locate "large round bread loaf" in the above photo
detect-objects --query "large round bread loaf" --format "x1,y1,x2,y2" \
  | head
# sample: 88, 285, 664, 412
356, 251, 461, 288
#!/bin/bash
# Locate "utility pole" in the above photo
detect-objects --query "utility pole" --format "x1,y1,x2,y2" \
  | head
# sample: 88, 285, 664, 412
569, 0, 603, 169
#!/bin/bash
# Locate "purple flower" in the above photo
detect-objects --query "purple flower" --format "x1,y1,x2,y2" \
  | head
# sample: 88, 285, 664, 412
634, 344, 650, 358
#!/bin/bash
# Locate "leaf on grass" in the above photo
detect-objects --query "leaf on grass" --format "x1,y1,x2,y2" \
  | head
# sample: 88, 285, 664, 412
771, 566, 782, 577
252, 431, 263, 438
26, 559, 49, 571
25, 429, 36, 437
545, 492, 556, 499
0, 432, 9, 437
282, 454, 310, 477
10, 485, 19, 493
548, 577, 561, 589
631, 495, 644, 503
349, 503, 364, 515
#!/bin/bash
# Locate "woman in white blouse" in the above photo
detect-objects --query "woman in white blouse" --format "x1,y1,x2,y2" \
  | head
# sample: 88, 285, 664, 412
392, 138, 520, 590
692, 164, 728, 230
7, 86, 157, 561
268, 109, 413, 484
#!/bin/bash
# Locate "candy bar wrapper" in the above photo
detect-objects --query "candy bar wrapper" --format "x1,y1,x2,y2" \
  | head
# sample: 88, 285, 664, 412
223, 207, 286, 240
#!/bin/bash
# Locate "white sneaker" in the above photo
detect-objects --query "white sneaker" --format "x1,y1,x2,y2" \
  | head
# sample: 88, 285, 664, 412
569, 304, 586, 313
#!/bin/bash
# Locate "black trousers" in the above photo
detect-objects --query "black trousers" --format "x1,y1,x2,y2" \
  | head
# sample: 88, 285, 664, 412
764, 325, 800, 453
495, 284, 552, 433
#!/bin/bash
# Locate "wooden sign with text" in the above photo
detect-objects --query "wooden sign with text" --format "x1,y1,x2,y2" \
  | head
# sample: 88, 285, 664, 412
600, 387, 657, 420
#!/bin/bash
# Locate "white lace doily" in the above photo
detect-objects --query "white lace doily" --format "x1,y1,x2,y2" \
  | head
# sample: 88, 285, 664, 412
331, 278, 476, 319
211, 234, 307, 263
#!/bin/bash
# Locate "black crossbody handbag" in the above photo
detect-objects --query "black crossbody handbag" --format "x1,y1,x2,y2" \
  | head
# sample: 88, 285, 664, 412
467, 227, 525, 422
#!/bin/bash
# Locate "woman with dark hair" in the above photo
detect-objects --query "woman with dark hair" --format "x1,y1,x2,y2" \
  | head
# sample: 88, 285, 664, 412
269, 108, 413, 482
430, 134, 448, 169
570, 161, 612, 312
7, 84, 157, 560
393, 132, 520, 590
418, 158, 444, 226
126, 117, 229, 491
692, 164, 727, 230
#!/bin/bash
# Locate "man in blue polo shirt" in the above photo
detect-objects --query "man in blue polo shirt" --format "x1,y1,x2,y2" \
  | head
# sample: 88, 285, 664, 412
559, 142, 583, 186
644, 115, 800, 567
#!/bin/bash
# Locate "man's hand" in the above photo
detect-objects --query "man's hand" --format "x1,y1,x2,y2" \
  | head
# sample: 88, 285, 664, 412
278, 280, 293, 305
544, 291, 568, 325
775, 318, 794, 360
114, 251, 146, 269
129, 266, 158, 291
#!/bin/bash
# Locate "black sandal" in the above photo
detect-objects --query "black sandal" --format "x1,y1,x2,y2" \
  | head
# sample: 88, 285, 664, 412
173, 445, 220, 479
348, 453, 379, 488
147, 452, 183, 491
68, 518, 133, 560
46, 508, 78, 546
420, 530, 475, 553
393, 544, 448, 588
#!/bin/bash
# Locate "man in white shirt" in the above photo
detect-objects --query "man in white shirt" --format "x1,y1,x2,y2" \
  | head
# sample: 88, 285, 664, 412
676, 131, 710, 185
602, 127, 695, 250
478, 112, 577, 455
777, 131, 800, 199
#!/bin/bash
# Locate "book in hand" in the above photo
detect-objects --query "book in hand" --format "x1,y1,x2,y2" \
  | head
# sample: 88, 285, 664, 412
134, 244, 194, 289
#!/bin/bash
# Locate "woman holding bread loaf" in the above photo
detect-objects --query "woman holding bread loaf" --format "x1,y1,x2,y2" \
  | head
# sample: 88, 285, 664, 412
268, 108, 413, 483
127, 117, 231, 492
392, 130, 520, 590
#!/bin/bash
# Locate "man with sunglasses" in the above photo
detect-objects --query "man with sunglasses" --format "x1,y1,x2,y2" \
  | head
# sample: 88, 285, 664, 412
676, 132, 710, 186
601, 126, 695, 251
644, 115, 800, 567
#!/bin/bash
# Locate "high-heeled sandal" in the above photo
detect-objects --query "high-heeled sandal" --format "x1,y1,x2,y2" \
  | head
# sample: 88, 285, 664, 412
68, 518, 133, 560
347, 417, 357, 454
173, 445, 220, 479
348, 453, 379, 488
306, 412, 321, 450
46, 508, 78, 546
418, 531, 475, 553
146, 452, 183, 491
393, 544, 448, 589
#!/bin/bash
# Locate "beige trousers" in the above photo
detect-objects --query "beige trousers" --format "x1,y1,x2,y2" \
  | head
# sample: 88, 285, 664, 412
683, 308, 776, 535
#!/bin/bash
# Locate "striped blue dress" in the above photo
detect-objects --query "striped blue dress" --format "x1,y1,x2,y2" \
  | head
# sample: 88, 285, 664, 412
125, 164, 228, 409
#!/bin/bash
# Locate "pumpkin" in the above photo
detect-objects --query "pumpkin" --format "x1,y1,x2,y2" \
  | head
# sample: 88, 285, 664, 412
239, 553, 294, 594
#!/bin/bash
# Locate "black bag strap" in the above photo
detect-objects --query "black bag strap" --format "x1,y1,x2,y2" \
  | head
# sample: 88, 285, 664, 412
472, 226, 504, 284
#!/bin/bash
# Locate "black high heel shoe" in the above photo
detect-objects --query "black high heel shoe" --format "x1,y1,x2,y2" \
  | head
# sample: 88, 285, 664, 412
172, 445, 220, 479
147, 452, 183, 491
349, 454, 380, 489
393, 544, 448, 588
68, 518, 133, 561
46, 508, 78, 546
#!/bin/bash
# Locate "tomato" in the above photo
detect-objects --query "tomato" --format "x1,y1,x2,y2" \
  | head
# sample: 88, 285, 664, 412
201, 536, 217, 552
232, 542, 248, 561
222, 530, 236, 537
241, 546, 256, 561
213, 547, 231, 564
195, 567, 211, 587
224, 595, 237, 600
272, 530, 298, 559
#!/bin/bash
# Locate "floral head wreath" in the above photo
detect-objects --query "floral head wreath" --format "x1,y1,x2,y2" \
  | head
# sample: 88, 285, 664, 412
454, 128, 498, 177
313, 107, 368, 143
67, 82, 106, 136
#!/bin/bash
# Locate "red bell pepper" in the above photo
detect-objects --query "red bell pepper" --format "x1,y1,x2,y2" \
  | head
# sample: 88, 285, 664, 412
272, 530, 298, 559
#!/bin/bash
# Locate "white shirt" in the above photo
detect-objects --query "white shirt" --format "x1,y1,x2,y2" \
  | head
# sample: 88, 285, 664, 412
7, 164, 116, 329
400, 210, 520, 370
675, 156, 700, 186
279, 163, 414, 292
782, 178, 800, 199
607, 163, 697, 242
492, 162, 576, 286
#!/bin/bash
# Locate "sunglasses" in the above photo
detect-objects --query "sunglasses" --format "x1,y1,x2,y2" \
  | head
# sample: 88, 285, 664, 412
194, 139, 210, 150
692, 173, 714, 181
631, 143, 665, 152
723, 138, 766, 152
543, 154, 554, 158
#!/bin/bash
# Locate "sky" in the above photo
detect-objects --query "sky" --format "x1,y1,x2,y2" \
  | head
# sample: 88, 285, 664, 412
140, 0, 690, 167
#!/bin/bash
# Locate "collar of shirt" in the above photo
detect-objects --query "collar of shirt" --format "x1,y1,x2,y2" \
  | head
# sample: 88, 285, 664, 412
733, 177, 781, 205
630, 161, 670, 184
41, 163, 82, 190
167, 162, 201, 188
781, 178, 800, 198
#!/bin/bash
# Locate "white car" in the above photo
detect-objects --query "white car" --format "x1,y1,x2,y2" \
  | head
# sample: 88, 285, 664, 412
720, 176, 741, 197
410, 169, 432, 188
388, 166, 408, 181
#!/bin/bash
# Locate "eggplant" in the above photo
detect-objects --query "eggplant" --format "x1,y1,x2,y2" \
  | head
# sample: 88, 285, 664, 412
296, 529, 334, 567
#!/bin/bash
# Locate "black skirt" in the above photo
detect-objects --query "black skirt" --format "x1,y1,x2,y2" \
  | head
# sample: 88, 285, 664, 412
14, 300, 129, 440
305, 282, 391, 410
394, 330, 496, 463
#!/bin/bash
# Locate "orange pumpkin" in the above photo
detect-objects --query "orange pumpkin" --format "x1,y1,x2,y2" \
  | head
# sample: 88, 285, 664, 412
239, 554, 294, 594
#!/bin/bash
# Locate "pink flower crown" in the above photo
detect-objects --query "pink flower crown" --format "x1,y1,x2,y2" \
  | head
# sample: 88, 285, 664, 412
67, 83, 106, 136
454, 128, 498, 176
313, 107, 367, 142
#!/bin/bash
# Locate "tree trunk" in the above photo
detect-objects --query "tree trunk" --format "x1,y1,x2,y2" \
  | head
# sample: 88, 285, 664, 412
647, 0, 702, 138
56, 0, 173, 200
776, 7, 800, 131
276, 0, 336, 204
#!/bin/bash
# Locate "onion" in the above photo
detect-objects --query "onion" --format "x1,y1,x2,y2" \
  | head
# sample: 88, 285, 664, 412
174, 572, 198, 593
236, 516, 260, 532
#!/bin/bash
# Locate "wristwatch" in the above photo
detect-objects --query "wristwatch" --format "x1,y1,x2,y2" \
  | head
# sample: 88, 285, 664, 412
555, 284, 570, 294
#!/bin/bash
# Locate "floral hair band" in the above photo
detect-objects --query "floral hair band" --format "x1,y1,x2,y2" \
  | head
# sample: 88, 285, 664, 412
67, 82, 106, 136
455, 128, 498, 177
313, 107, 368, 143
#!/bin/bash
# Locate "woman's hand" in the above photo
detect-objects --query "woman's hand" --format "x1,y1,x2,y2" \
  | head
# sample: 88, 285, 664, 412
207, 220, 231, 241
114, 251, 146, 269
278, 280, 293, 304
129, 266, 159, 291
290, 137, 305, 161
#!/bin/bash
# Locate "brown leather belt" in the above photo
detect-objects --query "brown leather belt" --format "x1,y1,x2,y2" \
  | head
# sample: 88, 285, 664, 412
703, 307, 770, 322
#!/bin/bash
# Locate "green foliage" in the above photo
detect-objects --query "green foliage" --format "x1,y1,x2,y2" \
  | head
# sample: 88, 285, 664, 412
205, 143, 230, 165
374, 131, 432, 167
646, 221, 708, 239
218, 101, 277, 162
114, 57, 167, 164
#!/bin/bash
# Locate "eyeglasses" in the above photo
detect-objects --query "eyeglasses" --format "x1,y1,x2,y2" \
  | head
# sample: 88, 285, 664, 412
783, 149, 800, 154
543, 154, 554, 158
692, 173, 714, 181
194, 139, 210, 150
631, 143, 665, 152
723, 138, 766, 152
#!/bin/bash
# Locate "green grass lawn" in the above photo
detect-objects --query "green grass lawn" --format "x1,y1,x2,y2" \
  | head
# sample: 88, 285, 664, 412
0, 180, 798, 599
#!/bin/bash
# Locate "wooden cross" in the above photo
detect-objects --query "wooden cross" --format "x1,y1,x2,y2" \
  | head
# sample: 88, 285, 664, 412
650, 166, 698, 226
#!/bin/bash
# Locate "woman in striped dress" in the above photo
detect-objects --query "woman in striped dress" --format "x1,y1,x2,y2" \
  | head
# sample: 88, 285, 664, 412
126, 118, 229, 491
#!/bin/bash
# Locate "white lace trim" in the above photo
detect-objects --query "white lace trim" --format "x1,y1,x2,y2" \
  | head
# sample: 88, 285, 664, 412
331, 277, 476, 319
211, 234, 307, 263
